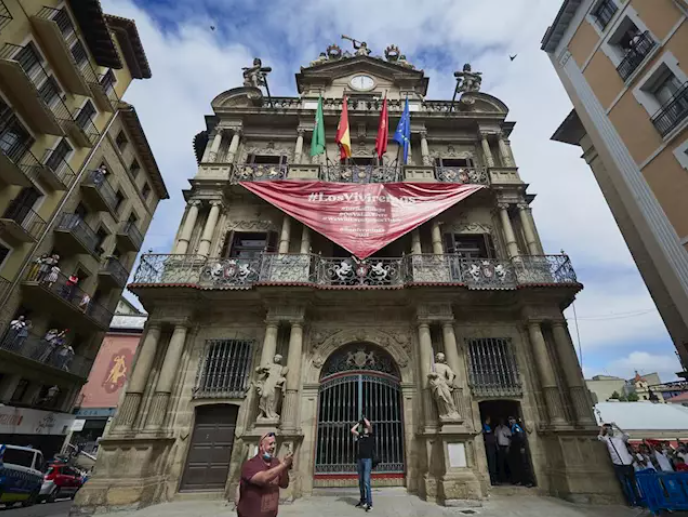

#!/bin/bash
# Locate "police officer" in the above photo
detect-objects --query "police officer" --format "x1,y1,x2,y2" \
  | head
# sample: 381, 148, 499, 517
507, 416, 533, 487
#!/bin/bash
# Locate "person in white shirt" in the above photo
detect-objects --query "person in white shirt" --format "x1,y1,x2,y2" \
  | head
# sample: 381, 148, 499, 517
598, 423, 639, 506
652, 443, 674, 472
494, 419, 512, 484
633, 444, 656, 472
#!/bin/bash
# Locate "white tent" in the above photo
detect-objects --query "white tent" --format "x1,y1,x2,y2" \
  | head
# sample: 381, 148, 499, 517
595, 402, 688, 440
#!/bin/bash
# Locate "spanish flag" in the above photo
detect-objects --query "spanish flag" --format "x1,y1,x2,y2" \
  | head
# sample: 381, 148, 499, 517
335, 96, 352, 160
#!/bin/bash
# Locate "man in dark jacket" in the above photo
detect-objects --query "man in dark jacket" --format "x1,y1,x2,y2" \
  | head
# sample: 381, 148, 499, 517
352, 417, 374, 511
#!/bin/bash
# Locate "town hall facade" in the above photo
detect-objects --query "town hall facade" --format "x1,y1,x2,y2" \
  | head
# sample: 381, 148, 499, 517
74, 43, 621, 512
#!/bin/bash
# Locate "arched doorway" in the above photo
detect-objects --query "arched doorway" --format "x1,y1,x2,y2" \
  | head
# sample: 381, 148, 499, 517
314, 343, 405, 486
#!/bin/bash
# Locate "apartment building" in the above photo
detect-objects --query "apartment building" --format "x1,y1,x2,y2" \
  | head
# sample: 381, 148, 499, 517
0, 0, 167, 459
542, 0, 688, 373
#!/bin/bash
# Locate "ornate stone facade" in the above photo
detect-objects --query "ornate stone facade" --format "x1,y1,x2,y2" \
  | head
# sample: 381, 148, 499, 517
73, 46, 621, 515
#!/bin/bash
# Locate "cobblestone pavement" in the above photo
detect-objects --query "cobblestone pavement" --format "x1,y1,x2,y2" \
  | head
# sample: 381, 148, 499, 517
108, 488, 652, 517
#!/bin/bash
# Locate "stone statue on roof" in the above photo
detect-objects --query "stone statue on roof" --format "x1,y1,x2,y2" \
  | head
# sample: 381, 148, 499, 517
454, 63, 482, 94
242, 58, 272, 90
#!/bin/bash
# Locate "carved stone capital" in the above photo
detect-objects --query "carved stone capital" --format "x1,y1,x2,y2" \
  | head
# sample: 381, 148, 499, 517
188, 199, 202, 208
209, 199, 224, 208
496, 201, 511, 210
266, 305, 306, 322
297, 128, 306, 137
516, 201, 530, 211
419, 129, 428, 139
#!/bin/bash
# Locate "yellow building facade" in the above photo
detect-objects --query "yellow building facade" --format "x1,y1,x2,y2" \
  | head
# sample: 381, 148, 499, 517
0, 0, 167, 460
542, 0, 688, 372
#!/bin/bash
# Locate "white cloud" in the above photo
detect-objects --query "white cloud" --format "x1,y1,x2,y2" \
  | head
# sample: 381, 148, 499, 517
103, 0, 678, 370
606, 352, 682, 382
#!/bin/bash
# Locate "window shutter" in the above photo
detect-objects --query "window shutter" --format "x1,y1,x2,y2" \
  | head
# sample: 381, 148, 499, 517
220, 231, 234, 258
443, 233, 455, 254
266, 231, 279, 252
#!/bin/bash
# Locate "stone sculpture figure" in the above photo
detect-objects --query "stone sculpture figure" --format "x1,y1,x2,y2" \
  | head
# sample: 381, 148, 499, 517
255, 354, 288, 422
454, 63, 483, 94
242, 58, 272, 90
428, 352, 461, 421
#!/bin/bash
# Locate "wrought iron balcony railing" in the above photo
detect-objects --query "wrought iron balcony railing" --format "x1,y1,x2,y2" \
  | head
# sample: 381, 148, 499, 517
435, 166, 488, 185
119, 220, 143, 249
231, 163, 288, 183
0, 328, 91, 378
651, 81, 688, 137
102, 256, 129, 286
83, 168, 118, 211
322, 164, 400, 183
617, 31, 655, 81
55, 212, 100, 255
72, 107, 100, 146
0, 139, 43, 185
42, 147, 77, 188
23, 267, 113, 328
0, 0, 12, 33
1, 200, 46, 240
131, 253, 579, 291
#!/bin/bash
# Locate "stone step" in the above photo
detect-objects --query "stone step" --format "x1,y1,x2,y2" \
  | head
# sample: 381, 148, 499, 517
312, 486, 408, 497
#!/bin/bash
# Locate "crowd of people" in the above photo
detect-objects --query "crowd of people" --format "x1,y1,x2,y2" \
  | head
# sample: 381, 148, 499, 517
598, 422, 688, 506
483, 415, 534, 487
27, 254, 91, 310
2, 317, 75, 372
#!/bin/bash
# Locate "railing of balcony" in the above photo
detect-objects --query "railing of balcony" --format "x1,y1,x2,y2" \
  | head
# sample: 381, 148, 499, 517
322, 164, 400, 183
120, 220, 143, 249
617, 31, 655, 81
435, 166, 489, 185
101, 79, 119, 109
55, 212, 99, 255
0, 139, 42, 184
41, 147, 77, 188
84, 169, 118, 211
0, 328, 91, 378
231, 163, 288, 183
132, 253, 579, 290
252, 97, 494, 114
103, 256, 128, 285
650, 81, 688, 137
73, 108, 99, 145
0, 0, 12, 33
2, 200, 46, 239
0, 43, 73, 125
23, 268, 112, 328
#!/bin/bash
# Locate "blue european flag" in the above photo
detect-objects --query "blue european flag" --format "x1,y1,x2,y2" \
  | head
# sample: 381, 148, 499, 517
393, 98, 411, 164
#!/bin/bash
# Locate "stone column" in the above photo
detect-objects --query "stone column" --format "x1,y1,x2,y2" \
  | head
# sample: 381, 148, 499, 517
411, 229, 422, 255
431, 221, 443, 254
480, 134, 495, 168
294, 128, 305, 163
281, 321, 304, 431
206, 129, 223, 162
420, 130, 431, 166
174, 200, 201, 254
441, 321, 464, 420
517, 202, 541, 255
146, 324, 188, 429
226, 128, 242, 164
498, 202, 519, 258
498, 135, 514, 167
197, 201, 223, 257
527, 321, 567, 426
417, 322, 437, 426
278, 215, 291, 254
259, 321, 280, 367
552, 321, 596, 425
300, 225, 311, 254
115, 323, 161, 429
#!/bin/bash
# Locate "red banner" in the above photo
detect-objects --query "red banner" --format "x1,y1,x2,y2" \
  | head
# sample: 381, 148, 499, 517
241, 181, 484, 259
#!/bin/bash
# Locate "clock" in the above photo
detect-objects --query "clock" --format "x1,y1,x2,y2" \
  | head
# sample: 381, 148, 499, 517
350, 75, 375, 92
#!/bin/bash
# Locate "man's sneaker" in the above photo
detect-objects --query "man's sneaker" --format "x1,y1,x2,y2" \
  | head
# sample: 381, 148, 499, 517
365, 504, 372, 512
355, 502, 365, 508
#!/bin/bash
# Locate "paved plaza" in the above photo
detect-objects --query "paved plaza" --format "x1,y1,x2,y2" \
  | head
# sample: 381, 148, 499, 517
106, 488, 647, 517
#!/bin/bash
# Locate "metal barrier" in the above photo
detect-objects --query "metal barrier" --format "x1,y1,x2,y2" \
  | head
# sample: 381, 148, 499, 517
636, 470, 688, 515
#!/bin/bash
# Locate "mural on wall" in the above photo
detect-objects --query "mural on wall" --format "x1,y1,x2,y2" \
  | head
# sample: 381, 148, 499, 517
102, 348, 134, 394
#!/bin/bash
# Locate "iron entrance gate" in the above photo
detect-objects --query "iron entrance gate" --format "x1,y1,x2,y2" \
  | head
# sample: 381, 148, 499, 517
315, 372, 405, 480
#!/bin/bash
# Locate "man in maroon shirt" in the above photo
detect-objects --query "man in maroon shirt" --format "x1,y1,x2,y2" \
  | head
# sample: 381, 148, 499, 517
237, 432, 293, 517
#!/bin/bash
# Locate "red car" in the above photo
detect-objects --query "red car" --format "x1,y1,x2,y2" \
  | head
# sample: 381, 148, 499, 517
39, 464, 83, 503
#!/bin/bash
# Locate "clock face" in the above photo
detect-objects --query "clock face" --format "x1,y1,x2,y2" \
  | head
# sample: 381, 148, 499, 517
350, 75, 375, 91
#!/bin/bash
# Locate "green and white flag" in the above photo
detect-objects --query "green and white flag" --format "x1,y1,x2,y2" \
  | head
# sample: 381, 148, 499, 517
310, 95, 326, 157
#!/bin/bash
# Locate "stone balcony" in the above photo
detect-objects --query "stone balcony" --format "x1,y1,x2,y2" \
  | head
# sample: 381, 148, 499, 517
130, 253, 579, 291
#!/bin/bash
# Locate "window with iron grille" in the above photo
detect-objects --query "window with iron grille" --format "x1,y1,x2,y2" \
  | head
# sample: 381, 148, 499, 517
14, 43, 41, 76
37, 75, 61, 106
194, 338, 254, 399
591, 0, 617, 30
0, 108, 33, 163
75, 101, 95, 129
100, 69, 116, 92
46, 139, 72, 171
467, 337, 522, 397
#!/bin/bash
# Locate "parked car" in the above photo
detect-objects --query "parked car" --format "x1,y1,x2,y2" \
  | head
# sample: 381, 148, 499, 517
0, 444, 44, 508
39, 463, 84, 503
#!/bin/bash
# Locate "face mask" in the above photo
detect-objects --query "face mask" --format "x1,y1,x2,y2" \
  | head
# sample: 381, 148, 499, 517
262, 452, 272, 461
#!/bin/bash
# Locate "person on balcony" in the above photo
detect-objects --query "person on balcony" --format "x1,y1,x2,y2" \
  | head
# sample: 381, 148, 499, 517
61, 274, 79, 301
46, 262, 61, 288
29, 254, 48, 281
15, 319, 31, 350
4, 316, 26, 349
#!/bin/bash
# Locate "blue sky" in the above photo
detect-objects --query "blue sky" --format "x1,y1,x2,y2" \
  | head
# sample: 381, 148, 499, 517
103, 0, 683, 381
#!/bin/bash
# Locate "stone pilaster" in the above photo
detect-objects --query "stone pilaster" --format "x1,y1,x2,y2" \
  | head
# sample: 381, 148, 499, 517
145, 324, 188, 429
527, 321, 567, 426
259, 321, 280, 367
412, 229, 422, 255
417, 321, 437, 428
498, 202, 519, 258
498, 134, 514, 167
114, 323, 161, 430
420, 130, 431, 166
206, 129, 224, 162
226, 128, 242, 164
281, 321, 304, 432
294, 128, 305, 163
174, 200, 201, 254
300, 225, 310, 254
431, 221, 443, 254
480, 134, 494, 168
517, 202, 541, 255
552, 321, 596, 425
197, 200, 223, 257
278, 215, 291, 254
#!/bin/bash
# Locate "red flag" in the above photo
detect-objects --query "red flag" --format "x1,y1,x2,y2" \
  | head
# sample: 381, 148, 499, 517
375, 96, 388, 160
335, 96, 352, 161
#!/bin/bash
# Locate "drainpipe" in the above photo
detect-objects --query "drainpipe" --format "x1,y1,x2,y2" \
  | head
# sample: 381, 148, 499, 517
0, 109, 122, 309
